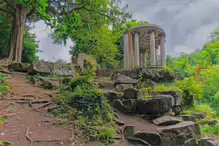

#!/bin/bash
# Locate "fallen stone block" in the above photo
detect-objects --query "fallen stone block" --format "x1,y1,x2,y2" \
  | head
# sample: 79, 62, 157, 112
157, 121, 201, 146
153, 115, 182, 126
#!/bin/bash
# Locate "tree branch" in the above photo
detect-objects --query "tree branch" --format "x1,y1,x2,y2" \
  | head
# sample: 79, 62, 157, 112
2, 0, 17, 10
0, 8, 7, 13
82, 7, 113, 20
26, 9, 35, 18
47, 4, 87, 16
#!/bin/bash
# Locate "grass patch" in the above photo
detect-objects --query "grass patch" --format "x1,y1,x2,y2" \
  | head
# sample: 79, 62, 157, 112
200, 125, 219, 138
183, 103, 213, 115
152, 84, 182, 93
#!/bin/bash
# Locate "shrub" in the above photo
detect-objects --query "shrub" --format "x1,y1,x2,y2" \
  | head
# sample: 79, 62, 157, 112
152, 77, 203, 107
0, 73, 10, 95
52, 62, 116, 144
200, 125, 219, 138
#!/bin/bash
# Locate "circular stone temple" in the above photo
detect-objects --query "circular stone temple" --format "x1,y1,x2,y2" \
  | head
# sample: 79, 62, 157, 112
123, 24, 166, 69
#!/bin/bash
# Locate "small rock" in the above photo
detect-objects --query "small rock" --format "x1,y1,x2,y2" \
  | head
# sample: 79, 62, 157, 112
113, 99, 137, 113
114, 134, 122, 139
8, 62, 30, 72
172, 106, 182, 115
114, 118, 125, 126
180, 114, 197, 122
157, 121, 201, 146
113, 99, 126, 112
153, 115, 182, 126
124, 125, 136, 138
122, 99, 137, 113
112, 68, 142, 80
126, 138, 150, 146
198, 138, 217, 146
115, 84, 133, 92
200, 120, 218, 126
123, 88, 139, 99
134, 132, 161, 146
184, 138, 198, 146
157, 91, 182, 106
192, 112, 206, 120
28, 60, 51, 74
114, 74, 138, 86
104, 90, 123, 101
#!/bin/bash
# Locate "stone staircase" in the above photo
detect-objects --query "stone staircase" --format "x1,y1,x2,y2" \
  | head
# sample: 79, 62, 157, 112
94, 68, 219, 146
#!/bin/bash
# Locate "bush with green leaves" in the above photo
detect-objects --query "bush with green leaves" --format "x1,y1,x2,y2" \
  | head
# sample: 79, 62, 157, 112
53, 75, 116, 144
151, 76, 203, 107
0, 73, 10, 95
200, 125, 219, 138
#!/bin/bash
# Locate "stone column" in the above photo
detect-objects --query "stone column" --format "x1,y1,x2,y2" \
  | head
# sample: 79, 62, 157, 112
139, 52, 142, 67
150, 30, 156, 66
128, 31, 134, 68
142, 52, 146, 68
134, 33, 140, 67
160, 35, 166, 67
155, 45, 159, 66
123, 33, 129, 69
157, 46, 161, 66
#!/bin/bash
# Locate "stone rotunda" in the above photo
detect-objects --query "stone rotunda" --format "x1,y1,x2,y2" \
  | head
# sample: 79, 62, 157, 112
123, 24, 166, 69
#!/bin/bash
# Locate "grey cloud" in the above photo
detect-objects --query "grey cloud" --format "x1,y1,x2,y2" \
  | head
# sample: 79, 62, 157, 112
124, 0, 219, 55
32, 0, 219, 61
31, 21, 72, 62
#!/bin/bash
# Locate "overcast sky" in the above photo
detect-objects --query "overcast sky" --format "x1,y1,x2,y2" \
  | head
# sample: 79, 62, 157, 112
32, 0, 219, 62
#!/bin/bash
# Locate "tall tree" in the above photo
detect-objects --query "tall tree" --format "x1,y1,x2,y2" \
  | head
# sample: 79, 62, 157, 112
0, 0, 129, 62
52, 0, 131, 68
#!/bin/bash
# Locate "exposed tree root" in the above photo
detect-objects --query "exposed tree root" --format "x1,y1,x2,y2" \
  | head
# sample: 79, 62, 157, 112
0, 102, 16, 110
0, 112, 23, 118
32, 102, 53, 112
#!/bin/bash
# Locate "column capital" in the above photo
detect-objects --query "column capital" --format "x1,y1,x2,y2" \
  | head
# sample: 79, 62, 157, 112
148, 29, 156, 34
158, 32, 165, 38
132, 30, 140, 35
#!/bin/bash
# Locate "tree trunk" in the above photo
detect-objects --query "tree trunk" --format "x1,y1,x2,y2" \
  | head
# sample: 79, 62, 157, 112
8, 4, 27, 62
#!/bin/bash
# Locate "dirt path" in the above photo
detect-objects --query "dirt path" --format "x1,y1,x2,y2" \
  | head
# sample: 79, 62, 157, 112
0, 74, 165, 146
0, 74, 72, 146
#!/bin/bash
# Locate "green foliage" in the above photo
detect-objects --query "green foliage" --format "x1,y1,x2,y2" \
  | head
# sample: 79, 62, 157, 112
0, 13, 39, 62
0, 73, 10, 95
152, 77, 203, 107
175, 77, 203, 106
52, 66, 116, 144
152, 84, 182, 93
22, 28, 39, 63
139, 87, 152, 98
167, 29, 219, 116
0, 141, 12, 146
52, 0, 131, 69
200, 125, 219, 138
183, 102, 213, 115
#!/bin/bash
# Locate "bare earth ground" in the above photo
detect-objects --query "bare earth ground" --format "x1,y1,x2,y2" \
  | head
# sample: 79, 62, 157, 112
0, 74, 72, 146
